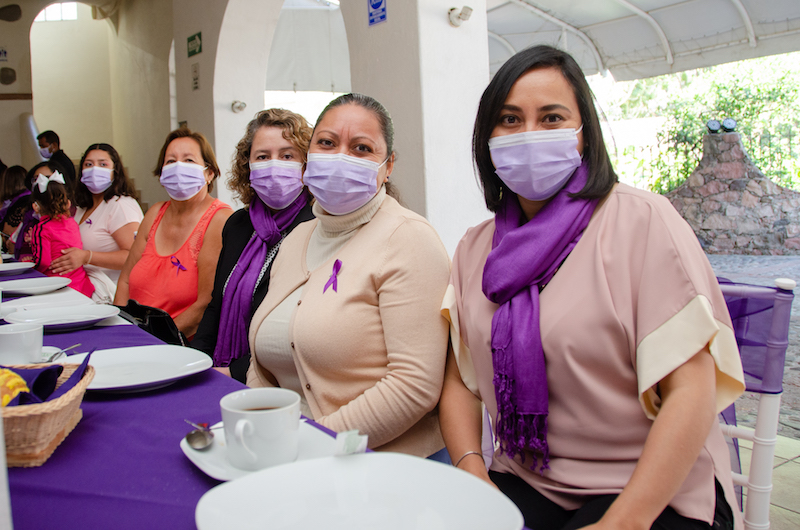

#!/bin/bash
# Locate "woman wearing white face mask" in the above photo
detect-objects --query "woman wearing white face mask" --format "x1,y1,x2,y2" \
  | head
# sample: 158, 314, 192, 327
49, 144, 143, 301
439, 46, 743, 530
114, 128, 232, 338
247, 94, 451, 460
191, 109, 315, 383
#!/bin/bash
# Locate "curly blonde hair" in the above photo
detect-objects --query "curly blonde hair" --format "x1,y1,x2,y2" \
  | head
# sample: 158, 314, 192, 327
229, 109, 312, 205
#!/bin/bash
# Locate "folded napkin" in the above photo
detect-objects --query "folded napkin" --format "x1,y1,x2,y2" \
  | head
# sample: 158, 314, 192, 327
2, 352, 93, 406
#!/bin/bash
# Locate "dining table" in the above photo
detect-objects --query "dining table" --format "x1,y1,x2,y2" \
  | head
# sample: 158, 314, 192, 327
0, 267, 337, 529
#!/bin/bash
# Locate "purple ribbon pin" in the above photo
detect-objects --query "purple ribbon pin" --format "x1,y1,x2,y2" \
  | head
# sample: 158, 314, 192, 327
170, 256, 187, 276
85, 219, 92, 225
323, 259, 342, 293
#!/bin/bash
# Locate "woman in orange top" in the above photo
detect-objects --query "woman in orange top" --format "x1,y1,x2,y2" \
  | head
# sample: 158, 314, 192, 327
114, 128, 232, 338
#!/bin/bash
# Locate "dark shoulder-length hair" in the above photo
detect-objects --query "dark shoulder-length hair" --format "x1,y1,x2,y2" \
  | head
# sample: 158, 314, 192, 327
314, 93, 402, 203
75, 143, 138, 208
154, 127, 220, 193
473, 45, 617, 212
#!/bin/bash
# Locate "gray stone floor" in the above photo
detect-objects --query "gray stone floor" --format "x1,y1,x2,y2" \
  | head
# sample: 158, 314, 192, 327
707, 255, 800, 440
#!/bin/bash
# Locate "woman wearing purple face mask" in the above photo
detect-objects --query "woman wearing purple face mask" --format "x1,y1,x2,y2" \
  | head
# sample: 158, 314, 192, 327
439, 46, 743, 530
49, 144, 143, 302
246, 94, 451, 461
191, 109, 315, 383
114, 128, 232, 339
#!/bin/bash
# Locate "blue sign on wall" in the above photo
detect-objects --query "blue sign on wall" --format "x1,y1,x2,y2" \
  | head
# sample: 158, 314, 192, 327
368, 0, 386, 26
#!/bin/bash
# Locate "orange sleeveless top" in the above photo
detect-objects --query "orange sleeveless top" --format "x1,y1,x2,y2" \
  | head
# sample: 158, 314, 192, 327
128, 199, 230, 320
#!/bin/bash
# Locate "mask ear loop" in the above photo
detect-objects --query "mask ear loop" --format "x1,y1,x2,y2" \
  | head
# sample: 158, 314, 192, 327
576, 124, 585, 159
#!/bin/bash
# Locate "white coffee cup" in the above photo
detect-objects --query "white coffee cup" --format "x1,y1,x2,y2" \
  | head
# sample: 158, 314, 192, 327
0, 323, 44, 365
220, 388, 300, 471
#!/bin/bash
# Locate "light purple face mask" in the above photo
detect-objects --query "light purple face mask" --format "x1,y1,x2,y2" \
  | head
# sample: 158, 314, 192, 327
249, 160, 304, 210
81, 166, 113, 195
303, 153, 387, 215
160, 161, 207, 201
39, 147, 52, 160
488, 126, 583, 201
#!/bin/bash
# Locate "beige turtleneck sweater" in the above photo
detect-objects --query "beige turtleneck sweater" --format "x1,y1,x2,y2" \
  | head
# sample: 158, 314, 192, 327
247, 188, 451, 457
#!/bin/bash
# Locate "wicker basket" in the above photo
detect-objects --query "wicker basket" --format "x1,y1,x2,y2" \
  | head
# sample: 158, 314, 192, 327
2, 363, 95, 467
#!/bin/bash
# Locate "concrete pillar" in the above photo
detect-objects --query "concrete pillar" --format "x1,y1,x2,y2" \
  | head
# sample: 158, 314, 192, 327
339, 0, 491, 255
173, 0, 284, 208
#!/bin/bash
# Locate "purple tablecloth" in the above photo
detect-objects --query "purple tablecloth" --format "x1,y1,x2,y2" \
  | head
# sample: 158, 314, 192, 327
7, 317, 336, 529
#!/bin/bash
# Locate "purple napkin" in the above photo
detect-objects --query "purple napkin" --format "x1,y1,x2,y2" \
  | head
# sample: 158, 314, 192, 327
2, 365, 63, 406
2, 351, 92, 406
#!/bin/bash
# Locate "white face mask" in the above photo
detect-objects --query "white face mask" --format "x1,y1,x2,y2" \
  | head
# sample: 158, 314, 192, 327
81, 166, 114, 195
159, 161, 208, 201
302, 153, 388, 215
249, 160, 304, 210
488, 126, 583, 201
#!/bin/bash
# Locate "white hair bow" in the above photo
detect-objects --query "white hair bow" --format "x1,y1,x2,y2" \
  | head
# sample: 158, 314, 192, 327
35, 170, 66, 193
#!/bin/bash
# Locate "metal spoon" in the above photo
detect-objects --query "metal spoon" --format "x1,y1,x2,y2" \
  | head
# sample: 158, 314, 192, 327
45, 343, 82, 362
184, 419, 214, 450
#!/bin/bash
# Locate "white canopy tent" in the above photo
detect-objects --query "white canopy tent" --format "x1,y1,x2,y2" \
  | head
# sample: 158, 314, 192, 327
487, 0, 800, 80
265, 0, 800, 92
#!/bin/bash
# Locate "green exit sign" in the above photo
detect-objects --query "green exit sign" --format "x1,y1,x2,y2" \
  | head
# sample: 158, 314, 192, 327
187, 32, 202, 57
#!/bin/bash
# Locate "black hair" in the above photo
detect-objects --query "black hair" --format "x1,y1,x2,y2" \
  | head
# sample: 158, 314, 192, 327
75, 143, 138, 208
1, 165, 27, 201
30, 167, 70, 218
473, 45, 617, 212
37, 130, 60, 147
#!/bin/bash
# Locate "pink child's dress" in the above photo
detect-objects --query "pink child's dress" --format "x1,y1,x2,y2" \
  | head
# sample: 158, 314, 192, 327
30, 214, 95, 298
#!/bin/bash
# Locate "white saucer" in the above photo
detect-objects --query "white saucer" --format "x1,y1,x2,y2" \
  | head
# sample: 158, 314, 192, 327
181, 420, 337, 481
41, 346, 64, 362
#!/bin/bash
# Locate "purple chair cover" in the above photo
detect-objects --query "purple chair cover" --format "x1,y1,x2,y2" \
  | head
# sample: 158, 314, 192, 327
717, 277, 794, 509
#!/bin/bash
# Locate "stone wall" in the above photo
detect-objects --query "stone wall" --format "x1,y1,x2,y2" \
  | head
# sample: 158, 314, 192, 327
666, 132, 800, 255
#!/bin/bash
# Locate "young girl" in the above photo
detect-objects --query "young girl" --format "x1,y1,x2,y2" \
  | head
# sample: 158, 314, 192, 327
30, 166, 95, 298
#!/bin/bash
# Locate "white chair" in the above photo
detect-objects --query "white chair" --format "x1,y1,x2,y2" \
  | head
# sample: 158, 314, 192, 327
718, 278, 795, 530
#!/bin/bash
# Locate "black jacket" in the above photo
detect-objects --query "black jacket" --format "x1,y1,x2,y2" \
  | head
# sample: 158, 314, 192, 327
191, 202, 315, 382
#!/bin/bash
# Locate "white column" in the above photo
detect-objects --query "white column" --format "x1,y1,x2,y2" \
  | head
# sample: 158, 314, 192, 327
340, 0, 491, 255
213, 0, 284, 209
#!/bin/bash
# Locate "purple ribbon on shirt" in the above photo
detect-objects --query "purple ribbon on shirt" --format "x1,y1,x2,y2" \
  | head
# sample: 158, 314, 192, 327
85, 219, 92, 225
323, 259, 342, 293
170, 256, 187, 276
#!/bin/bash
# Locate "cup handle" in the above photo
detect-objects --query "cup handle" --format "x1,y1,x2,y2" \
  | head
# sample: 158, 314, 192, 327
234, 419, 257, 463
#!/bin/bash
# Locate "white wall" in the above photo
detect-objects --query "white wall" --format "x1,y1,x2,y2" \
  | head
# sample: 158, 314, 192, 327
0, 0, 44, 167
340, 0, 491, 255
108, 0, 174, 208
212, 0, 285, 208
30, 3, 114, 163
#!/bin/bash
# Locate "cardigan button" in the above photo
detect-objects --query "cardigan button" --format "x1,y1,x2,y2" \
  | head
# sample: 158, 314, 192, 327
305, 383, 311, 390
290, 342, 295, 349
297, 300, 302, 305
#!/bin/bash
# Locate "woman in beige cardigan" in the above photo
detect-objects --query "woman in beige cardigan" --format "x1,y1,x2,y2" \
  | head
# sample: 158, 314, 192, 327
247, 93, 451, 460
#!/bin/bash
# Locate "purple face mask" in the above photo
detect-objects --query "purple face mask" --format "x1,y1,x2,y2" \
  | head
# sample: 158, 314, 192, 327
249, 160, 303, 210
303, 153, 386, 215
81, 166, 113, 195
160, 161, 207, 201
39, 147, 52, 160
489, 126, 583, 201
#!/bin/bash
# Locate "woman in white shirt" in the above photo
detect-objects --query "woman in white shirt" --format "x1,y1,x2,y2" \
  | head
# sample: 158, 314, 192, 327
50, 143, 143, 300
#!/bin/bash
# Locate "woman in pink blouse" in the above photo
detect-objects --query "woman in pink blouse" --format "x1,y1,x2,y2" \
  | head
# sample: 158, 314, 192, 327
439, 45, 744, 530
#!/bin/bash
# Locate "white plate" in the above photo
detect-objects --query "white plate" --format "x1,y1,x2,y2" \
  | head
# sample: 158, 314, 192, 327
181, 420, 337, 482
196, 452, 524, 530
0, 262, 35, 275
0, 277, 71, 295
2, 289, 93, 311
5, 305, 119, 331
1, 253, 12, 261
68, 345, 212, 392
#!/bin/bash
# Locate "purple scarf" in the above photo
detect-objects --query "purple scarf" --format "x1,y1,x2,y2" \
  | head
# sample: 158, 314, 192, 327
212, 191, 308, 366
0, 189, 31, 222
482, 161, 597, 471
